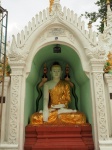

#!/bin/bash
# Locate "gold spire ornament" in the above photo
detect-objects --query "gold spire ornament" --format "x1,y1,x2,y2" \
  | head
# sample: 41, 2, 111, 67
49, 0, 54, 12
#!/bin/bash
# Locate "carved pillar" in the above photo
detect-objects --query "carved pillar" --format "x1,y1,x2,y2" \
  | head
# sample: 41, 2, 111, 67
104, 74, 112, 137
104, 74, 112, 100
8, 61, 26, 150
0, 77, 10, 143
90, 59, 109, 143
85, 16, 112, 148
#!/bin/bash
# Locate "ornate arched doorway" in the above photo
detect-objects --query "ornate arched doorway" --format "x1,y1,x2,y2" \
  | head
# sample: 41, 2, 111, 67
25, 44, 92, 126
6, 1, 111, 150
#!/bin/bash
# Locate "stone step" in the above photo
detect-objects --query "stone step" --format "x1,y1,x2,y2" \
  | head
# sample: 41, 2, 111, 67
24, 124, 94, 150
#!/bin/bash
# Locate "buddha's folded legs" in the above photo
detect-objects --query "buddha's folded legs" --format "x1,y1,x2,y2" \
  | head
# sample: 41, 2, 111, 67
58, 112, 86, 124
30, 110, 86, 125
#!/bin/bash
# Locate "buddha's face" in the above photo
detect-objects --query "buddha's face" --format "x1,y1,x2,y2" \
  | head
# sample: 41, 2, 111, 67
51, 65, 62, 79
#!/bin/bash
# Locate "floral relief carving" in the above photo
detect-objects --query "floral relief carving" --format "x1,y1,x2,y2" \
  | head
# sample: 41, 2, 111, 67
85, 45, 106, 60
39, 34, 46, 42
8, 50, 28, 62
47, 27, 75, 44
8, 76, 20, 144
47, 28, 65, 37
94, 73, 108, 140
67, 32, 75, 43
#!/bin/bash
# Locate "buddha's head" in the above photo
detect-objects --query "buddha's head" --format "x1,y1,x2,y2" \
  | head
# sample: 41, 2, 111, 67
50, 62, 62, 79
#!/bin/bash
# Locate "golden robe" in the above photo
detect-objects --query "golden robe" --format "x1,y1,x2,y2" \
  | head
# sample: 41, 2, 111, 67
49, 80, 71, 107
30, 80, 86, 125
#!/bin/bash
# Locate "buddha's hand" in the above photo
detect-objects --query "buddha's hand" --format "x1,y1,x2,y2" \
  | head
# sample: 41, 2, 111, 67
58, 108, 77, 114
43, 109, 49, 122
73, 109, 77, 112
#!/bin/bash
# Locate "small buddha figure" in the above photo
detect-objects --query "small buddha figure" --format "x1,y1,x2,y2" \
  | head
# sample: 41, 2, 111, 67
30, 62, 86, 125
104, 51, 112, 73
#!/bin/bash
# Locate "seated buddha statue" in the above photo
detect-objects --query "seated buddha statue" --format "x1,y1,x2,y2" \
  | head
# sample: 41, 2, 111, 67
30, 62, 86, 125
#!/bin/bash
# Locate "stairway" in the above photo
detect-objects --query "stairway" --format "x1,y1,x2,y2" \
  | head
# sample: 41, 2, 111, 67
24, 124, 94, 150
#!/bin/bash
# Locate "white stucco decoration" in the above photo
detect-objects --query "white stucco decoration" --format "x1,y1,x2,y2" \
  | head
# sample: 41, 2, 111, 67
8, 0, 98, 63
85, 33, 108, 60
101, 5, 112, 53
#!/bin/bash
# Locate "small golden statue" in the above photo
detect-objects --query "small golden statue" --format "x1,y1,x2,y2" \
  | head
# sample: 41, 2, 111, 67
104, 51, 112, 74
0, 56, 11, 82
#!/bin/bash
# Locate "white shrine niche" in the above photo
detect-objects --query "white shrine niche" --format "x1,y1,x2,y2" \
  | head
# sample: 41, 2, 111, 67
0, 0, 112, 150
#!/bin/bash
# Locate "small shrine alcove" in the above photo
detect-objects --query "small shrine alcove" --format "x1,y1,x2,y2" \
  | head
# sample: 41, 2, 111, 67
24, 44, 92, 127
24, 41, 94, 149
4, 1, 112, 150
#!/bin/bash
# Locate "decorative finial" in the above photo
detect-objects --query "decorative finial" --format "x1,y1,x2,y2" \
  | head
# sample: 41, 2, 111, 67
49, 0, 54, 12
49, 0, 60, 12
88, 21, 92, 28
106, 0, 110, 5
106, 0, 111, 12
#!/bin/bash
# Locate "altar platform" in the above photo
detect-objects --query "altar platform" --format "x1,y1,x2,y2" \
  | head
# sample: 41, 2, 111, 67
24, 124, 94, 150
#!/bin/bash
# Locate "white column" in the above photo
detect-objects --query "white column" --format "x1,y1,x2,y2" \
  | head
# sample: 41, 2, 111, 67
0, 77, 10, 143
90, 59, 111, 150
104, 74, 112, 137
7, 61, 26, 150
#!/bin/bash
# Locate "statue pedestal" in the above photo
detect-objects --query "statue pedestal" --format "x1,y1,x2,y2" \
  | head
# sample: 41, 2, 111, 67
24, 124, 94, 150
